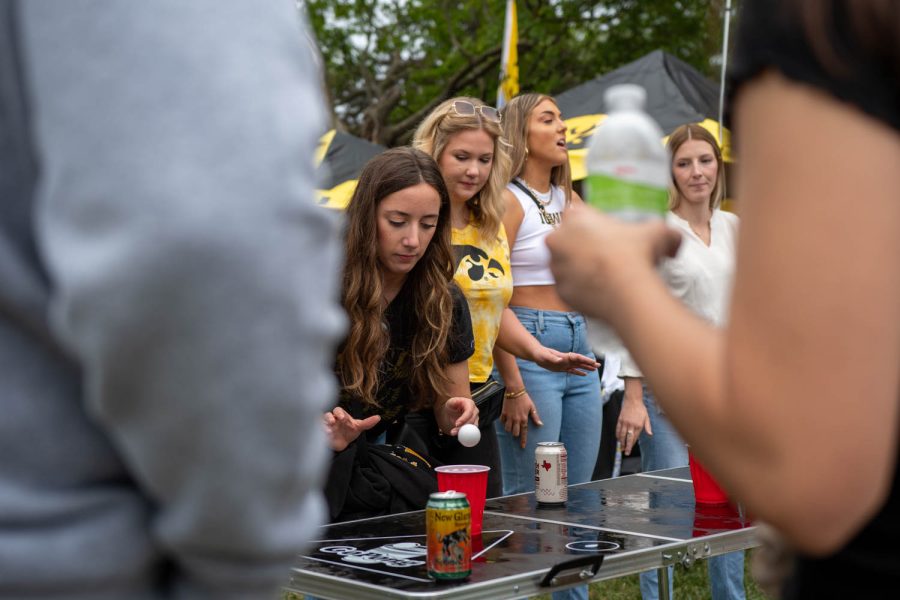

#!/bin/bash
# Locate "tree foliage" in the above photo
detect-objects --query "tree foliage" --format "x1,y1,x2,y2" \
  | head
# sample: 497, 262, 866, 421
305, 0, 732, 146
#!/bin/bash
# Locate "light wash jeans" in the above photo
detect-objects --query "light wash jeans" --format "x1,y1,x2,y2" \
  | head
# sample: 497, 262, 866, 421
494, 307, 602, 600
638, 386, 745, 600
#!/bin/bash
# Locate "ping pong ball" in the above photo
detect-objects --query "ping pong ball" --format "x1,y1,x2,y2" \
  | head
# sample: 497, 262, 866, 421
458, 423, 481, 447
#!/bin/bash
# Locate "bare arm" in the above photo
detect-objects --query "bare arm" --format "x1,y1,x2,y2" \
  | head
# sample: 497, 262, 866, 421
495, 307, 599, 375
501, 187, 524, 256
711, 73, 900, 551
495, 345, 542, 448
549, 72, 900, 554
495, 189, 544, 446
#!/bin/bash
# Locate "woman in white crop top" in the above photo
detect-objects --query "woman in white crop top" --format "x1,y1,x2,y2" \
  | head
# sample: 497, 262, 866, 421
495, 95, 602, 600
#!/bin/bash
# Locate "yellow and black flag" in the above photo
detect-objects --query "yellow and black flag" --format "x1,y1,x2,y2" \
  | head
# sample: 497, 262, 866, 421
497, 0, 518, 109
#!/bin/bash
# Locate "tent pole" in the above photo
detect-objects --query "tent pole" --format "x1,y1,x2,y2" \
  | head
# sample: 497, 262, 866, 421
717, 0, 733, 143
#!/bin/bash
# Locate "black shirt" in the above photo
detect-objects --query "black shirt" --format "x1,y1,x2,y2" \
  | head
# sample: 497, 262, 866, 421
326, 281, 474, 522
728, 0, 899, 133
342, 280, 474, 439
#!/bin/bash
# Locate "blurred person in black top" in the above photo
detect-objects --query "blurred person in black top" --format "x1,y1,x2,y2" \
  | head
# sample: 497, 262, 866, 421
545, 0, 900, 598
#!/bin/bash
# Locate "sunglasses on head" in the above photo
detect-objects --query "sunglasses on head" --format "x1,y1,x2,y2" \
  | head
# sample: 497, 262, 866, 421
451, 100, 501, 123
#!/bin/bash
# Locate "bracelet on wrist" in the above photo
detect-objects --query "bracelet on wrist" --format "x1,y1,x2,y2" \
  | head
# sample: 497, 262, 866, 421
504, 387, 527, 400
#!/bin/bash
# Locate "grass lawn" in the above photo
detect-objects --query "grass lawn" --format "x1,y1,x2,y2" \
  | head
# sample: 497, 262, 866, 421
545, 549, 771, 599
285, 549, 773, 599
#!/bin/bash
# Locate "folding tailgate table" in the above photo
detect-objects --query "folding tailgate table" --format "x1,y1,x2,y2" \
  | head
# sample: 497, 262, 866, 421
287, 467, 757, 600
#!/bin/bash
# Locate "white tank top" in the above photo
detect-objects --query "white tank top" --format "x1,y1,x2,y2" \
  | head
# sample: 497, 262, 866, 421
508, 180, 565, 286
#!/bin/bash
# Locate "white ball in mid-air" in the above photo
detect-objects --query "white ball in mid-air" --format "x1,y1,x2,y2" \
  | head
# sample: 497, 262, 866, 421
457, 423, 481, 448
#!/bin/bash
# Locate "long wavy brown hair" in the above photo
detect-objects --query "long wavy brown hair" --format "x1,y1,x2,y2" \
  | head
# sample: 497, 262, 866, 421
338, 147, 455, 410
412, 96, 511, 242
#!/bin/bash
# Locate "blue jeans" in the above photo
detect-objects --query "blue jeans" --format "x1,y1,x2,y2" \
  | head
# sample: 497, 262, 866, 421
494, 308, 602, 600
638, 387, 745, 600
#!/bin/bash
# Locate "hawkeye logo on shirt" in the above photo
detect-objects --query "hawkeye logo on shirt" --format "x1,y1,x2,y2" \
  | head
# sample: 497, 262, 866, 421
453, 245, 506, 282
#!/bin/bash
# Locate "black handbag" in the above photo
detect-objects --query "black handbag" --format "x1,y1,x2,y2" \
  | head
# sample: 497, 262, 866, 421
471, 378, 505, 429
325, 427, 442, 523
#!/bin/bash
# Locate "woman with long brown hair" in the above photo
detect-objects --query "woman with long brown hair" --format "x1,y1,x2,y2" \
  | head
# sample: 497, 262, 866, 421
324, 147, 478, 522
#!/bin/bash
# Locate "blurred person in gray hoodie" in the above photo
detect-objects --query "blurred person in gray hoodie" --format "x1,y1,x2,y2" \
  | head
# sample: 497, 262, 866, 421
0, 1, 344, 598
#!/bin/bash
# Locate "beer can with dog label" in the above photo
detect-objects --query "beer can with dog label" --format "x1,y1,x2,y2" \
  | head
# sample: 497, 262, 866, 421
535, 442, 568, 505
426, 491, 471, 580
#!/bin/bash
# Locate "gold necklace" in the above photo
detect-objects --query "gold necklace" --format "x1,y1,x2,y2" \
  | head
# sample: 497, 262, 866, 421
517, 178, 552, 206
512, 179, 560, 229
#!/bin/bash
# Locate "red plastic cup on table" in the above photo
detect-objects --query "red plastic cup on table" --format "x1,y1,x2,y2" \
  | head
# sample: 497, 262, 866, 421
435, 465, 490, 535
688, 450, 730, 506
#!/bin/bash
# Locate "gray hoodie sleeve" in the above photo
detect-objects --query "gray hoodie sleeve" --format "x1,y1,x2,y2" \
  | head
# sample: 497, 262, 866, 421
20, 1, 343, 597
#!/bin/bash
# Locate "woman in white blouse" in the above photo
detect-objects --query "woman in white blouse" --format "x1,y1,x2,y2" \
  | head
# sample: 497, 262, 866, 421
615, 124, 745, 600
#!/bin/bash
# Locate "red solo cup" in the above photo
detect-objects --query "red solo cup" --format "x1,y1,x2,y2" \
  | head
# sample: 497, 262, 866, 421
435, 465, 490, 535
692, 502, 742, 536
688, 451, 730, 506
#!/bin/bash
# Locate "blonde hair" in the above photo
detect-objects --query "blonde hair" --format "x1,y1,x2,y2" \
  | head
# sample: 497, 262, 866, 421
413, 97, 510, 241
500, 93, 573, 204
666, 124, 726, 211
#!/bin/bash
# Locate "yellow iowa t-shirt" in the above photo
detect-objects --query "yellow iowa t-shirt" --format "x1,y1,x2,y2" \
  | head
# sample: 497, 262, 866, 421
451, 220, 513, 383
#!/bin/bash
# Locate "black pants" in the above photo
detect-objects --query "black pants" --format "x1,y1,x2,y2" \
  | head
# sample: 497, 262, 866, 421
593, 389, 624, 480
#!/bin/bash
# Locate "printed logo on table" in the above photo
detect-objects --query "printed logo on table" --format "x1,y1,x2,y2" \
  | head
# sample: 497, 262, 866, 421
319, 542, 426, 568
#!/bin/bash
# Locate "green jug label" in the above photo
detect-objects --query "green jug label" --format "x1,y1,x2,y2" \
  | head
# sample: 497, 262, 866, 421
585, 173, 668, 215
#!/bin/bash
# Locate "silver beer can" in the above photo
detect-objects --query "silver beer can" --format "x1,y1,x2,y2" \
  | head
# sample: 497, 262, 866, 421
534, 442, 568, 505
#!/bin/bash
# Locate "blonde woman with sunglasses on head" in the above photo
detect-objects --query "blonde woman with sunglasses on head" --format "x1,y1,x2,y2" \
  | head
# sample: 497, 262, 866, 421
412, 97, 598, 498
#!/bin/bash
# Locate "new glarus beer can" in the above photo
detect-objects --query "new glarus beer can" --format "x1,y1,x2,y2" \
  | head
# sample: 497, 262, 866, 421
535, 442, 568, 505
426, 491, 471, 580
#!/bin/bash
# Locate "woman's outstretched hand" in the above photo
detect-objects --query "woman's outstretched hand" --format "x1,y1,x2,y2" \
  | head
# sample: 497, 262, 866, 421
323, 406, 381, 452
533, 346, 600, 376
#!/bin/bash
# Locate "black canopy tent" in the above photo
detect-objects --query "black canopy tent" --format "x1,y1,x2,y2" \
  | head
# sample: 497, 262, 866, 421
554, 50, 733, 185
315, 130, 385, 209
